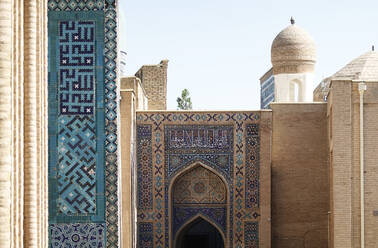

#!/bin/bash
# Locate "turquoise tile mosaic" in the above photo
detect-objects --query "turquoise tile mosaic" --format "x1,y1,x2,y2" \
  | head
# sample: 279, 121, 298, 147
57, 115, 96, 214
48, 1, 118, 247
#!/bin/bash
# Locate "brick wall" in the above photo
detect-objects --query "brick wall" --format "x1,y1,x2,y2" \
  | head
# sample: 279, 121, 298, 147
271, 103, 329, 248
327, 80, 353, 248
358, 82, 378, 247
329, 81, 378, 248
135, 60, 168, 110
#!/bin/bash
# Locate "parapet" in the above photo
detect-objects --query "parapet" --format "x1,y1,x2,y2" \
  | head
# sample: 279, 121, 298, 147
135, 60, 168, 110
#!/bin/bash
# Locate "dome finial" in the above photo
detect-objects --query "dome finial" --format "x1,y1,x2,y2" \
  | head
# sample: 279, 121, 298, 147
290, 16, 295, 25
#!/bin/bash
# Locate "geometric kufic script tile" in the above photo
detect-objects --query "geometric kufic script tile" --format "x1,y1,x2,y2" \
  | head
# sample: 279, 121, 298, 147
50, 223, 105, 248
57, 115, 96, 214
58, 20, 95, 115
49, 1, 120, 247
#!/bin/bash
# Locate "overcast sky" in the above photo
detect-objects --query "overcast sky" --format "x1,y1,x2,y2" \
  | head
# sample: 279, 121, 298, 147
119, 0, 378, 110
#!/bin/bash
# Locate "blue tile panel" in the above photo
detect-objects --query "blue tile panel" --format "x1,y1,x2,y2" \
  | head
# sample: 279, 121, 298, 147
50, 223, 105, 247
48, 1, 119, 247
48, 11, 105, 221
244, 222, 259, 248
137, 125, 153, 210
138, 222, 154, 248
245, 124, 260, 209
164, 125, 234, 181
57, 115, 96, 214
58, 21, 95, 115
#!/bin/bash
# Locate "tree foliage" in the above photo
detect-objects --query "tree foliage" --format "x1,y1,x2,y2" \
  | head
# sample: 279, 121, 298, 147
176, 89, 192, 110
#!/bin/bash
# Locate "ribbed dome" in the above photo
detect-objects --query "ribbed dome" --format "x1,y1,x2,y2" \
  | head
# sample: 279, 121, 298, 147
332, 51, 378, 81
271, 23, 316, 75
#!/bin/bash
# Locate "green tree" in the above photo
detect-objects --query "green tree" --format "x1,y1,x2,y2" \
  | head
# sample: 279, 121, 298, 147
176, 89, 193, 110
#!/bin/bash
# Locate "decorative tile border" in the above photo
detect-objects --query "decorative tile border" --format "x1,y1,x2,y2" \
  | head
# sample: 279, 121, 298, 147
103, 3, 119, 246
48, 0, 105, 11
245, 124, 260, 209
137, 125, 153, 210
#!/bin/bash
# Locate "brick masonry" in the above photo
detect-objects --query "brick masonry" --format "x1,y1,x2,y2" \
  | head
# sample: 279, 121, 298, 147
135, 60, 168, 110
271, 103, 329, 248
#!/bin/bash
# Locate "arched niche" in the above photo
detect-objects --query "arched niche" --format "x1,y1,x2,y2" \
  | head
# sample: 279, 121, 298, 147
289, 79, 302, 102
169, 163, 229, 247
175, 215, 225, 248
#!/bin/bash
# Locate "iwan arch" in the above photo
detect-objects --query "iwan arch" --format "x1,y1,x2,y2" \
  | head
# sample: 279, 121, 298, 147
171, 163, 228, 248
2, 1, 378, 248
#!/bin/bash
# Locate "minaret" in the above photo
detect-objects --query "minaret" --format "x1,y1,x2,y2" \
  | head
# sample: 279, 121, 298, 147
270, 17, 316, 102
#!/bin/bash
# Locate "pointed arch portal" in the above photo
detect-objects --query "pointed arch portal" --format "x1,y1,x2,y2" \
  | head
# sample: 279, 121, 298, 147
170, 163, 228, 247
176, 217, 225, 248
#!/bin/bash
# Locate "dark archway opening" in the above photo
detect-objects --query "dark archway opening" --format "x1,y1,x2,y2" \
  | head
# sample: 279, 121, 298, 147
176, 217, 224, 248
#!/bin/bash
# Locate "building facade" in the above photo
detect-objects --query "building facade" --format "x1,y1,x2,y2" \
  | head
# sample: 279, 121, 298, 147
1, 2, 378, 247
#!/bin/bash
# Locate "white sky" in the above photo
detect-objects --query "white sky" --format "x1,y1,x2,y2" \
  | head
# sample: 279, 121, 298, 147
119, 0, 378, 110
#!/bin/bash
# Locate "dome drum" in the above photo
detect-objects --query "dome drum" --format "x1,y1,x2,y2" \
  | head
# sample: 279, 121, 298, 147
272, 61, 315, 75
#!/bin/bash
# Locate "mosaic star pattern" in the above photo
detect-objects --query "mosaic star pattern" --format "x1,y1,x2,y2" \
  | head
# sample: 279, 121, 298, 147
50, 223, 105, 247
136, 112, 261, 248
173, 166, 226, 205
172, 166, 227, 238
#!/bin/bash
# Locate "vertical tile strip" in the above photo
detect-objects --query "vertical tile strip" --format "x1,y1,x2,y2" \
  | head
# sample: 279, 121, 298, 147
245, 124, 260, 209
104, 1, 119, 246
